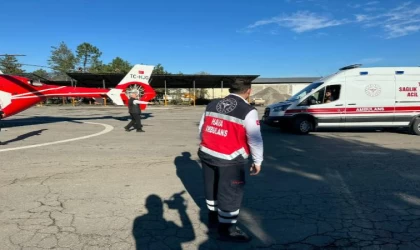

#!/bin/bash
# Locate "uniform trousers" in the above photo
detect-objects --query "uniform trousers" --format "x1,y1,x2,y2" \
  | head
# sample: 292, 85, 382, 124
125, 113, 142, 130
202, 160, 245, 224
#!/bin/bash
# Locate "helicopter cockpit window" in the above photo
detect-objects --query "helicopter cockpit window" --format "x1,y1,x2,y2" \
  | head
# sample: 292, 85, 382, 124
28, 79, 44, 87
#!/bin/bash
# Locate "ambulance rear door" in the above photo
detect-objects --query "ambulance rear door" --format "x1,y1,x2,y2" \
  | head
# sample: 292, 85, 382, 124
394, 69, 420, 126
343, 70, 395, 127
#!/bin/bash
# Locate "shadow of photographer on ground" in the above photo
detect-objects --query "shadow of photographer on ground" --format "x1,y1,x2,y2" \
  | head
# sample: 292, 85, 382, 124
132, 191, 195, 250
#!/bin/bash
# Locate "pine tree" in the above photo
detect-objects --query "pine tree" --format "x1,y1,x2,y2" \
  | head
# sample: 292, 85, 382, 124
0, 55, 24, 74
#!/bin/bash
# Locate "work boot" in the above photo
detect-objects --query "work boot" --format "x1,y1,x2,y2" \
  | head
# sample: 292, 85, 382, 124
208, 211, 218, 228
218, 223, 251, 242
136, 129, 145, 132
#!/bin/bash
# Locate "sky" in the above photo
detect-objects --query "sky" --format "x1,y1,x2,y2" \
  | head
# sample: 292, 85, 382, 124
1, 0, 419, 77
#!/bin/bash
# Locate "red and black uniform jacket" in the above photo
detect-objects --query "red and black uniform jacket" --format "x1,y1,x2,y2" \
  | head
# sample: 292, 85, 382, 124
198, 94, 255, 167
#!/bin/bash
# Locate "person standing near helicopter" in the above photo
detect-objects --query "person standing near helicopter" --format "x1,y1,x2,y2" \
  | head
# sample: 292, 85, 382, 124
124, 90, 144, 132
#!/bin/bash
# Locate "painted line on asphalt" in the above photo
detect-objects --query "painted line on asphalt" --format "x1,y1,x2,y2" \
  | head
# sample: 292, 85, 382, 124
0, 122, 114, 153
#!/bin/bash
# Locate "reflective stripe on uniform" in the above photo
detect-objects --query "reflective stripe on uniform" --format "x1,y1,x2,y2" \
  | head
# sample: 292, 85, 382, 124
199, 145, 249, 160
206, 199, 218, 211
207, 205, 217, 211
219, 217, 237, 223
218, 208, 239, 223
206, 200, 218, 205
205, 112, 245, 126
218, 209, 239, 217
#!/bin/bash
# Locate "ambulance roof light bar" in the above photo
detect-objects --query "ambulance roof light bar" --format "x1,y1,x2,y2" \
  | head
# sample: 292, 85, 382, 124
339, 64, 362, 71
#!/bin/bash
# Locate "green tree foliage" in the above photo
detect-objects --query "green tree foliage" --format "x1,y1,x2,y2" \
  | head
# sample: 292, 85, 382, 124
152, 63, 170, 75
103, 57, 133, 73
88, 63, 105, 73
41, 42, 209, 97
48, 41, 76, 80
32, 69, 50, 79
75, 42, 102, 72
0, 55, 25, 75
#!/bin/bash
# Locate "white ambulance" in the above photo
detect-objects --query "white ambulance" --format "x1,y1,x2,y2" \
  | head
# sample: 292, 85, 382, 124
262, 64, 420, 135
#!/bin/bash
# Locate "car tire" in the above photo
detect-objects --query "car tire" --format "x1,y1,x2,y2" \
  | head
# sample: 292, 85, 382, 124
410, 118, 420, 135
293, 117, 313, 135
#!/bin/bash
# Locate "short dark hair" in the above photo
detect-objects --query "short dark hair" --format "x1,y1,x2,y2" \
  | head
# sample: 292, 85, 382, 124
229, 78, 251, 94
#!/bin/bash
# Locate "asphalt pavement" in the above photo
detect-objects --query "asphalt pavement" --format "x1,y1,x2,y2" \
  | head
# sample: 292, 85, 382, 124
1, 105, 420, 250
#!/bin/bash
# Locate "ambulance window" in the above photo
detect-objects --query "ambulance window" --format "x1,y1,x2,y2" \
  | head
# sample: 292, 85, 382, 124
299, 88, 324, 106
302, 84, 341, 105
287, 81, 324, 101
314, 88, 325, 103
323, 85, 341, 104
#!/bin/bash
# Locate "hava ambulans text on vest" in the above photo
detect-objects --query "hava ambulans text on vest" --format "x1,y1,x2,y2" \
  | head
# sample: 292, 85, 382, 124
199, 95, 254, 164
205, 118, 228, 137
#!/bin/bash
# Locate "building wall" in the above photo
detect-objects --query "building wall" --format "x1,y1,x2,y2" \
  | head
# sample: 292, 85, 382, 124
291, 84, 308, 95
163, 82, 311, 101
202, 83, 310, 100
203, 88, 230, 99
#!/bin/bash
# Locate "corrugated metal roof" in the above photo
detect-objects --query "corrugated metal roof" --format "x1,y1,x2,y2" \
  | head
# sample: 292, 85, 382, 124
252, 77, 321, 84
64, 73, 259, 88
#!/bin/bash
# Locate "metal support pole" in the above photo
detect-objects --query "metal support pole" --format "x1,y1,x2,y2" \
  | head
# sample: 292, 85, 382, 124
164, 79, 167, 106
102, 79, 106, 106
212, 88, 214, 99
193, 80, 196, 106
221, 80, 223, 98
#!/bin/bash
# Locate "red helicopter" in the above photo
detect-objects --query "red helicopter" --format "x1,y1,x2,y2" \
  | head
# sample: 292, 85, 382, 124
0, 64, 156, 118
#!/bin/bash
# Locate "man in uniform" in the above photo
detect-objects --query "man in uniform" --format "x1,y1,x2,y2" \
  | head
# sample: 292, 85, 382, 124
124, 90, 144, 132
197, 78, 263, 242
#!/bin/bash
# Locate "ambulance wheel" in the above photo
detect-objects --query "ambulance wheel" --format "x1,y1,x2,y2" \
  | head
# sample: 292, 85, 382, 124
293, 117, 314, 135
410, 118, 420, 135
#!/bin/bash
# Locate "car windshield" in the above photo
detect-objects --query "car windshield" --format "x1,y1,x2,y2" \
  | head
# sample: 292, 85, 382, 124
286, 82, 324, 101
